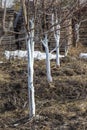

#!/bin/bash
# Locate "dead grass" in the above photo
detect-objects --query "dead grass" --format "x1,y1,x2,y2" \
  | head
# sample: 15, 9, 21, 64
0, 70, 10, 82
0, 45, 87, 129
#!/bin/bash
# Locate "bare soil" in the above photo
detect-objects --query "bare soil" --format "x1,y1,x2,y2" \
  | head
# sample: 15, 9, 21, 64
0, 44, 87, 130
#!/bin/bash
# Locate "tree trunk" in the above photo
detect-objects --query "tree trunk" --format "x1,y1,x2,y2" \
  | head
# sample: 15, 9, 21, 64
52, 13, 60, 67
27, 20, 35, 118
41, 35, 52, 82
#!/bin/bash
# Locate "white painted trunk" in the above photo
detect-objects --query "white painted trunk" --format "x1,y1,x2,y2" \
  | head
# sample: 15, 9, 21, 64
42, 35, 52, 82
65, 45, 68, 56
55, 18, 60, 67
52, 13, 60, 67
45, 43, 52, 82
27, 20, 35, 118
30, 20, 34, 77
75, 23, 79, 43
51, 13, 55, 31
55, 33, 60, 67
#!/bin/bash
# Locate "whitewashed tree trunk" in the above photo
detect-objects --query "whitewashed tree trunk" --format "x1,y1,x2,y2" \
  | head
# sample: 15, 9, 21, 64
65, 45, 68, 56
52, 13, 60, 67
41, 35, 52, 82
27, 19, 35, 118
54, 31, 60, 67
52, 13, 55, 32
75, 23, 80, 44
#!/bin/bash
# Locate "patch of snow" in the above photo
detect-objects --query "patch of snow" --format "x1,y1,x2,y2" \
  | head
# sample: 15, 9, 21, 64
79, 53, 87, 59
4, 50, 65, 60
0, 61, 3, 64
4, 50, 27, 60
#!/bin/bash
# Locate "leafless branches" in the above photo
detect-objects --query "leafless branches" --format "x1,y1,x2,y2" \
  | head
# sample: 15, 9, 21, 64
1, 0, 87, 46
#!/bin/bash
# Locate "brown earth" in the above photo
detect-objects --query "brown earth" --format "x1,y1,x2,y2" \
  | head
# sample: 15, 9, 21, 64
0, 44, 87, 130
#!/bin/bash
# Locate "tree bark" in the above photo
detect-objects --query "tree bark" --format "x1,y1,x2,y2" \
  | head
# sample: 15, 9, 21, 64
42, 34, 52, 82
27, 20, 35, 118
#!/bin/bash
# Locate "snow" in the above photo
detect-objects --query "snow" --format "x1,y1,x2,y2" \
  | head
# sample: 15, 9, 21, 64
79, 53, 87, 59
4, 50, 27, 60
4, 50, 65, 60
0, 61, 3, 64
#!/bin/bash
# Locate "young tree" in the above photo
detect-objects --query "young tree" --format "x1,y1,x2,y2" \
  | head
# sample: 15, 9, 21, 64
41, 34, 52, 82
21, 0, 35, 117
52, 13, 60, 67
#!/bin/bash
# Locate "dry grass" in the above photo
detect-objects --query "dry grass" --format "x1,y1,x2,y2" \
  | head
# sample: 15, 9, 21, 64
0, 45, 87, 129
0, 70, 10, 82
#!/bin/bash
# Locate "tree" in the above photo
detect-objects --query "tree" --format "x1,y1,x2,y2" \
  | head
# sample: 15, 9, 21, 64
21, 0, 35, 118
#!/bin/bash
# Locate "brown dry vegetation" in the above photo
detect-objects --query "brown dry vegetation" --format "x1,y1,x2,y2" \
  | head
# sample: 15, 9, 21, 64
0, 44, 87, 130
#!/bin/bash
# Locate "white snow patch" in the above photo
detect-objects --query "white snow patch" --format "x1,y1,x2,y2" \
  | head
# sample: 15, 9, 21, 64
4, 50, 65, 60
79, 53, 87, 59
4, 50, 27, 60
0, 61, 3, 64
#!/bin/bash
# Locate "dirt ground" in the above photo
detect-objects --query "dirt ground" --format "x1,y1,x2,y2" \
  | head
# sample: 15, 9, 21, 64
0, 44, 87, 130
